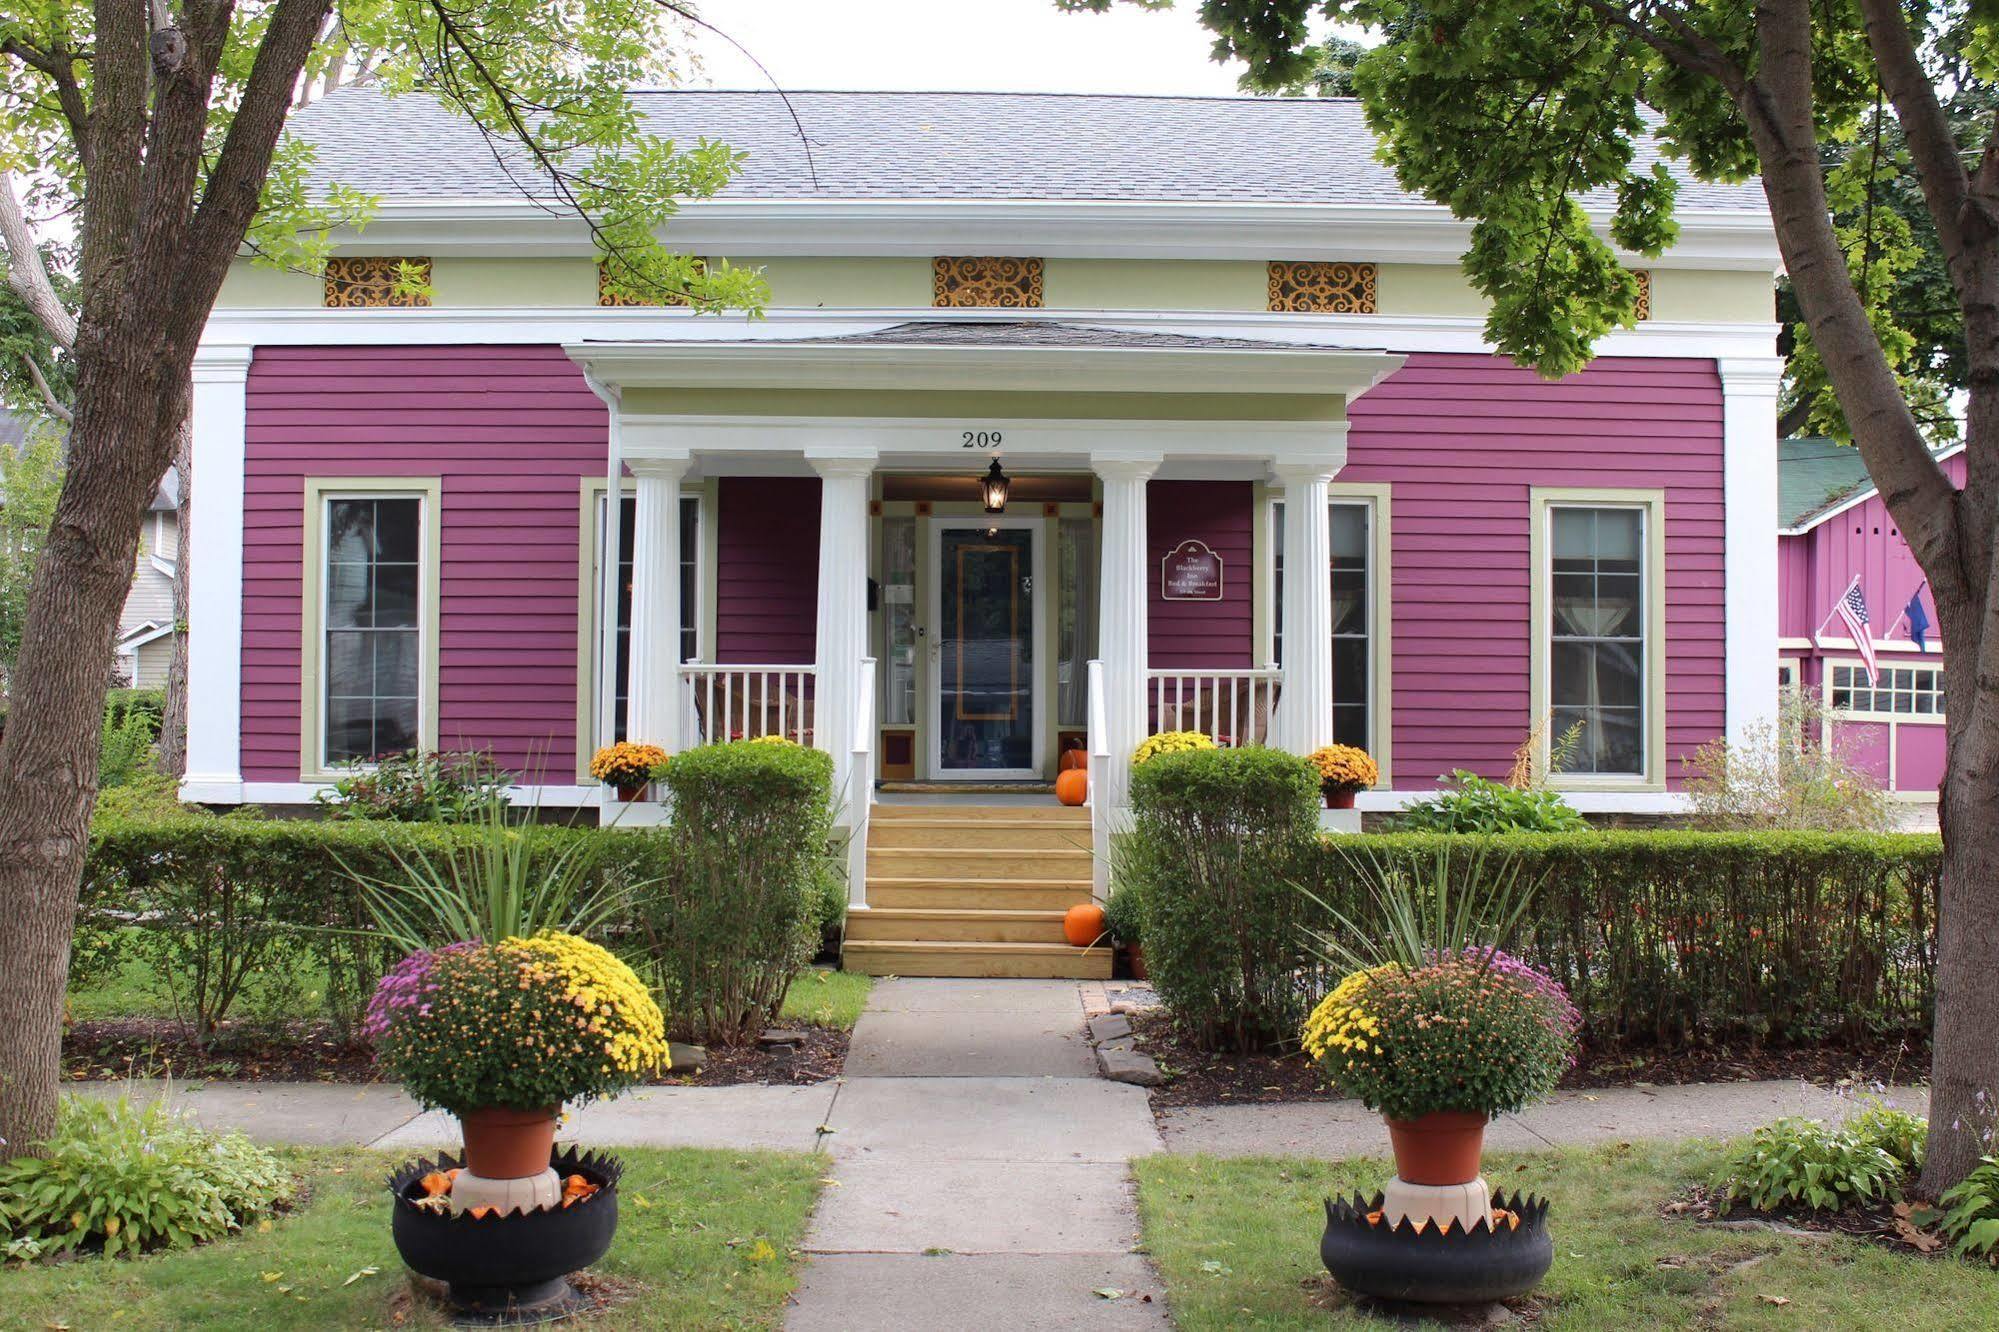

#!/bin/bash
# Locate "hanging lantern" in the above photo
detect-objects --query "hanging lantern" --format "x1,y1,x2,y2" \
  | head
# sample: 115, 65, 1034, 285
980, 458, 1010, 514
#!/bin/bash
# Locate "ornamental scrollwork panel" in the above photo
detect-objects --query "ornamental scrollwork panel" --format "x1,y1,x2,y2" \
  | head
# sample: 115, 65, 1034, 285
323, 256, 432, 308
933, 256, 1044, 308
1632, 270, 1652, 321
598, 259, 702, 307
1266, 261, 1377, 314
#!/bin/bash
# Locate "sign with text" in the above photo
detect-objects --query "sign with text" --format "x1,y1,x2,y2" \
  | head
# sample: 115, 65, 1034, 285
1161, 539, 1224, 601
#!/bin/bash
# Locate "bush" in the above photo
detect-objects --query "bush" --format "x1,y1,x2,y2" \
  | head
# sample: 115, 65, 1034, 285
1295, 830, 1940, 1050
97, 689, 164, 790
0, 1095, 293, 1258
1685, 688, 1892, 830
367, 933, 667, 1113
314, 749, 514, 822
1103, 876, 1145, 946
643, 740, 835, 1045
1391, 771, 1589, 833
1939, 1156, 1999, 1259
1713, 1109, 1924, 1213
1127, 746, 1326, 1051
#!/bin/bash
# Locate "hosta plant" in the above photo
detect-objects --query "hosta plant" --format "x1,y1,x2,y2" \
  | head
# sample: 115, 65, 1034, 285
1939, 1155, 1999, 1260
1712, 1112, 1921, 1214
1301, 949, 1579, 1122
1132, 730, 1216, 766
0, 1095, 293, 1257
366, 931, 668, 1115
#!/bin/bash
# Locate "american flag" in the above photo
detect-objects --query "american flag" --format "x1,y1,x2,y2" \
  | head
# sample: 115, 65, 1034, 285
1833, 576, 1877, 684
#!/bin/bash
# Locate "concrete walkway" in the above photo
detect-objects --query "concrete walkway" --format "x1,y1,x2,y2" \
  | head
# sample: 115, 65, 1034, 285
787, 979, 1171, 1331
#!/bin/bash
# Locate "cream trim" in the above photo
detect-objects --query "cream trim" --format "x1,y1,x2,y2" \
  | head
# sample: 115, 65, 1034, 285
1529, 486, 1668, 792
1823, 656, 1946, 727
299, 477, 442, 782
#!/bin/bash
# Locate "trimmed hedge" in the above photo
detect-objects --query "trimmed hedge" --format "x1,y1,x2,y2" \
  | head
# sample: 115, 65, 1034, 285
1125, 746, 1329, 1052
81, 741, 842, 1047
1303, 831, 1941, 1048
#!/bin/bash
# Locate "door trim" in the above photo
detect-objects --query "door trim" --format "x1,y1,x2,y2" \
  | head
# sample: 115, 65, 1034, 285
926, 516, 1049, 780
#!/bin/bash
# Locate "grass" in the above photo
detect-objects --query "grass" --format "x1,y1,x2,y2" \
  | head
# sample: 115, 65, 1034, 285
0, 1145, 822, 1331
1134, 1141, 1999, 1330
776, 968, 872, 1031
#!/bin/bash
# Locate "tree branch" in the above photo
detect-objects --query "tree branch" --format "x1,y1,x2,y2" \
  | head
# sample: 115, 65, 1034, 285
0, 174, 77, 349
0, 37, 94, 169
1572, 0, 1745, 92
21, 354, 73, 425
1855, 0, 1976, 284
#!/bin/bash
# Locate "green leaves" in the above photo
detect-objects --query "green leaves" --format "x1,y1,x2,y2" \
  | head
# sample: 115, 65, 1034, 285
1938, 1156, 1999, 1259
1713, 1110, 1922, 1214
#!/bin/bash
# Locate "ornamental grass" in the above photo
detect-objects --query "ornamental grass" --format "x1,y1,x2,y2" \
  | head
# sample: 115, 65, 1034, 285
1301, 948, 1578, 1122
365, 931, 668, 1116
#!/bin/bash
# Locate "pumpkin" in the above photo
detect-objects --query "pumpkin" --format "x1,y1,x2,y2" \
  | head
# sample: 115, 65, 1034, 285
1059, 747, 1088, 772
1064, 903, 1108, 948
1055, 767, 1088, 806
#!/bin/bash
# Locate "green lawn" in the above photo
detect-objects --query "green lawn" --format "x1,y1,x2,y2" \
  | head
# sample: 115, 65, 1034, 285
1135, 1142, 1999, 1330
0, 1146, 822, 1331
776, 968, 872, 1030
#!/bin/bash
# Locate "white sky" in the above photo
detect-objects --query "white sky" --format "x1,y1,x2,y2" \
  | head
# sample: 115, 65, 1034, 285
685, 0, 1259, 96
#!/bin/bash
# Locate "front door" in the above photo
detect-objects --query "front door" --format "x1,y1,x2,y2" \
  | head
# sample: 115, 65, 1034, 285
928, 518, 1045, 779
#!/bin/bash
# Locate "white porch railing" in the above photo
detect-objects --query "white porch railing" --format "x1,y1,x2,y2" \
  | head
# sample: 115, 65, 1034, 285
680, 664, 816, 746
1146, 667, 1283, 747
1088, 658, 1110, 901
848, 656, 876, 910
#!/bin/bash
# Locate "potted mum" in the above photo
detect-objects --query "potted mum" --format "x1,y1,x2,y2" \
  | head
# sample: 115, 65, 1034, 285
366, 931, 668, 1194
1306, 743, 1379, 809
590, 741, 667, 801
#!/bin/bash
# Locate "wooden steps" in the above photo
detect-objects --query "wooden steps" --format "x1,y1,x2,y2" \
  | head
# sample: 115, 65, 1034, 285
842, 802, 1107, 979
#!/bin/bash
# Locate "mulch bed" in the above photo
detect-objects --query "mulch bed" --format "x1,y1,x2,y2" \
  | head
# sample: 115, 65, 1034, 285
1128, 1010, 1930, 1110
62, 1018, 849, 1088
1665, 1181, 1958, 1261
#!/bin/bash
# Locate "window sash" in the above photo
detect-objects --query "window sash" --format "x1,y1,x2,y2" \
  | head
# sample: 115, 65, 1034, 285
1272, 498, 1375, 752
598, 492, 701, 744
320, 493, 426, 768
1546, 504, 1648, 777
1829, 662, 1944, 719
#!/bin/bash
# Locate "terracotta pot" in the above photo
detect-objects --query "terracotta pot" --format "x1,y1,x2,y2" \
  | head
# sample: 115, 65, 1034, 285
1324, 786, 1358, 810
1127, 943, 1149, 982
616, 781, 647, 803
458, 1106, 560, 1180
1384, 1111, 1488, 1186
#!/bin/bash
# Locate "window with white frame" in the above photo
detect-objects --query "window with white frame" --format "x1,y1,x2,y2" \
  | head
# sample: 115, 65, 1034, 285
1547, 505, 1648, 776
321, 495, 425, 765
1829, 662, 1944, 719
1273, 498, 1376, 751
597, 493, 701, 742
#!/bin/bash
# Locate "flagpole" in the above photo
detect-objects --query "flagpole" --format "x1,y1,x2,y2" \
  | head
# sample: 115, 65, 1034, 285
1814, 573, 1862, 643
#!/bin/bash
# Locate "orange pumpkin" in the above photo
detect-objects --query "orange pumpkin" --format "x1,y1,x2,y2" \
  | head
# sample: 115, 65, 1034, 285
1064, 903, 1108, 948
1059, 747, 1089, 772
1055, 767, 1088, 806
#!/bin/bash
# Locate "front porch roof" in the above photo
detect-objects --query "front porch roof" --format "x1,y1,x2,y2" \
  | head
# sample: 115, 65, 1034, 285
566, 320, 1404, 396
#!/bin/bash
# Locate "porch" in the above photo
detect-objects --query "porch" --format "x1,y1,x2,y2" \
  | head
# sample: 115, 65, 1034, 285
569, 321, 1401, 974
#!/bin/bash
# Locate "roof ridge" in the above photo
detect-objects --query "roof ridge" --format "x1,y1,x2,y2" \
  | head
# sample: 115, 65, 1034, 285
619, 88, 1358, 104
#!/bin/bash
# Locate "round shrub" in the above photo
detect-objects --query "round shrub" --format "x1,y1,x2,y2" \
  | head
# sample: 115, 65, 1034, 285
1302, 950, 1579, 1121
366, 931, 668, 1114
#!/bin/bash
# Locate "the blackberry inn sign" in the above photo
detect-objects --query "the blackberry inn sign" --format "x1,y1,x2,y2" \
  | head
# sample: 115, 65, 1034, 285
1161, 539, 1224, 600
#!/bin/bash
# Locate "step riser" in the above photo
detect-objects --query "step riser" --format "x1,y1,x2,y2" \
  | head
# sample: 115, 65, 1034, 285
867, 823, 1093, 850
871, 804, 1090, 824
843, 949, 1112, 980
846, 915, 1069, 944
868, 851, 1093, 879
868, 885, 1088, 911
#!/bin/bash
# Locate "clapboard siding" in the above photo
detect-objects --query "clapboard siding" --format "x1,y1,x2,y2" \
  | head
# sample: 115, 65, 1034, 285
241, 344, 605, 782
1344, 353, 1725, 789
715, 477, 820, 664
1147, 480, 1255, 668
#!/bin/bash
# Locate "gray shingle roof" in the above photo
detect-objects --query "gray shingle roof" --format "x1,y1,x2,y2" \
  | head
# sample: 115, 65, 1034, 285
289, 86, 1765, 211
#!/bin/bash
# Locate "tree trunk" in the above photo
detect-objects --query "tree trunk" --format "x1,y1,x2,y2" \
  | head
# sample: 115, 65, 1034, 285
155, 405, 191, 779
0, 355, 181, 1155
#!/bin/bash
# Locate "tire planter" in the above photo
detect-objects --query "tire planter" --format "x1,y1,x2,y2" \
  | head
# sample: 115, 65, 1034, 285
1320, 1190, 1552, 1305
390, 1147, 621, 1326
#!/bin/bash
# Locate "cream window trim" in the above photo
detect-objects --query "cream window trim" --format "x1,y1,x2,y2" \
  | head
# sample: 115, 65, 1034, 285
1824, 657, 1946, 726
1265, 483, 1394, 782
573, 476, 707, 780
1529, 486, 1668, 792
299, 477, 442, 782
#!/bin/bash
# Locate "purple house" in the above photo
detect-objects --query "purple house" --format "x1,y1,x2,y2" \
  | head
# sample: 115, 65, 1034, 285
1779, 437, 1959, 802
181, 89, 1784, 975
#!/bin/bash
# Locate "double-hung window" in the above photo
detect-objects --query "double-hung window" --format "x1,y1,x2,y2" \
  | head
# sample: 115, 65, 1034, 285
591, 491, 702, 744
309, 481, 439, 773
1271, 489, 1389, 761
1533, 490, 1664, 784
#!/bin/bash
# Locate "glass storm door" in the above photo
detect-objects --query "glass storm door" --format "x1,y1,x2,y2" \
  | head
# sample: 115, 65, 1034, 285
929, 520, 1044, 778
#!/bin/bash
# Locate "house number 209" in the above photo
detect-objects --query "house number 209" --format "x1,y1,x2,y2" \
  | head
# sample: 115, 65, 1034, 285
961, 430, 1002, 448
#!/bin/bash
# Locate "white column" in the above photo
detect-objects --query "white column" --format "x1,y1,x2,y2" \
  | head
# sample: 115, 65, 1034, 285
1720, 357, 1785, 747
624, 454, 691, 751
1093, 453, 1160, 821
181, 344, 253, 803
809, 448, 877, 823
1271, 461, 1340, 755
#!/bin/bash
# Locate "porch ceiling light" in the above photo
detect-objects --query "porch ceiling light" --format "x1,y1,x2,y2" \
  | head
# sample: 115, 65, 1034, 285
980, 458, 1010, 514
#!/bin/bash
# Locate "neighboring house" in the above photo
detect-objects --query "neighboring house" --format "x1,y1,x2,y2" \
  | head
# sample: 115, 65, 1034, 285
179, 88, 1782, 972
1778, 437, 1958, 802
115, 469, 180, 688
